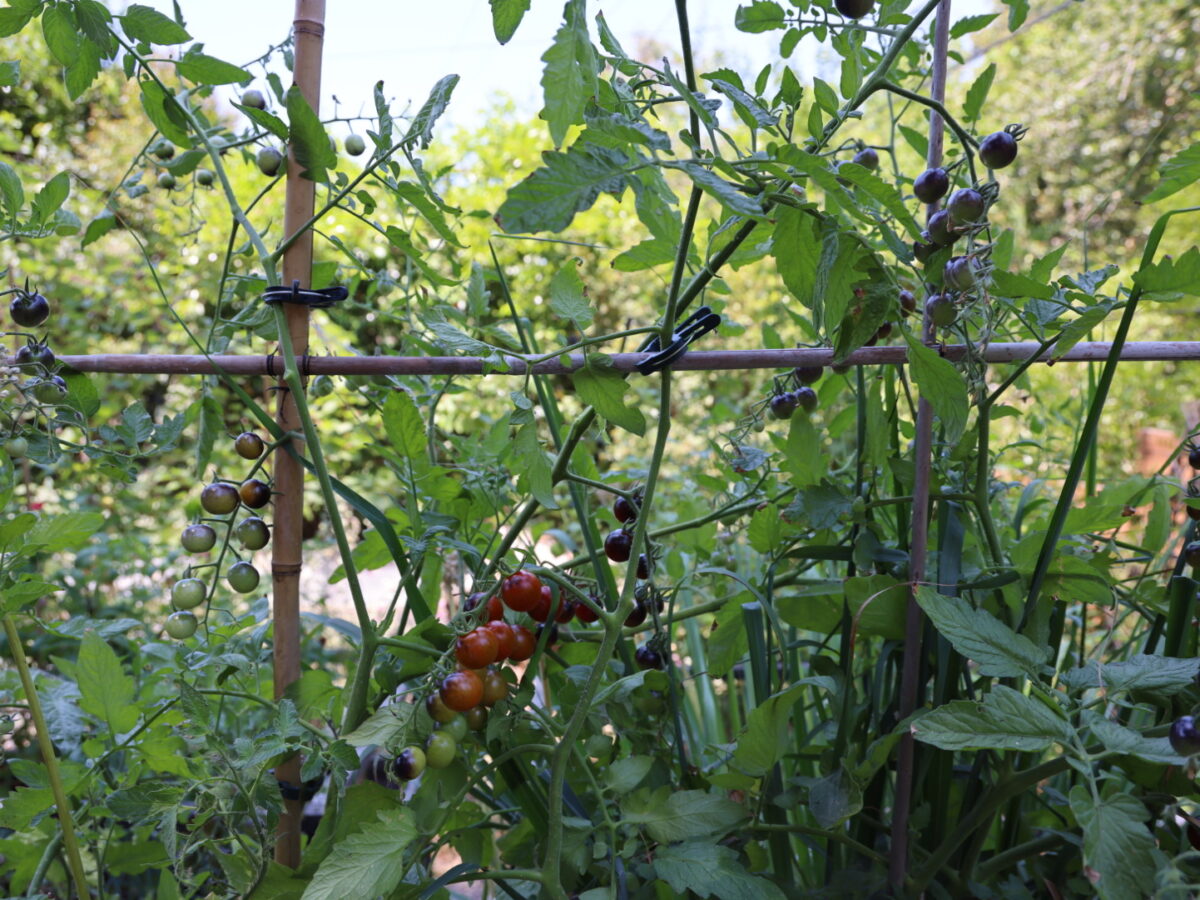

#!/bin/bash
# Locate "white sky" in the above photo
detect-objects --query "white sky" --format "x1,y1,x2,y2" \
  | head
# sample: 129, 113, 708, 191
134, 1, 992, 131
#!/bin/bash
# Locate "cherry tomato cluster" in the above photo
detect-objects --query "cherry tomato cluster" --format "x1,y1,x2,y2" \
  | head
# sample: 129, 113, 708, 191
166, 431, 275, 639
1, 283, 70, 461
911, 125, 1025, 330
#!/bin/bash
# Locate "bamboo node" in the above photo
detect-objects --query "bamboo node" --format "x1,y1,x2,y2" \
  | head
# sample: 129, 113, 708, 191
272, 562, 303, 576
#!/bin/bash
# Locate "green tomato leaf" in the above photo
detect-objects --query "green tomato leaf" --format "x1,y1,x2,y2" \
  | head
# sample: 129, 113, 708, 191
139, 79, 190, 147
285, 86, 336, 183
734, 1, 786, 33
654, 842, 788, 899
122, 4, 190, 44
1133, 246, 1200, 301
1144, 141, 1200, 203
489, 0, 530, 44
1068, 788, 1158, 900
963, 62, 995, 123
548, 261, 593, 329
540, 0, 598, 148
406, 73, 459, 150
302, 809, 417, 900
915, 586, 1050, 678
77, 631, 139, 734
901, 331, 969, 444
382, 391, 425, 462
496, 142, 629, 234
572, 359, 644, 436
1061, 654, 1200, 695
911, 684, 1069, 752
176, 51, 248, 85
621, 788, 747, 843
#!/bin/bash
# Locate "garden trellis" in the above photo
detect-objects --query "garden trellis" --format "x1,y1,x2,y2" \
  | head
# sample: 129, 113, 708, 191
3, 0, 1199, 895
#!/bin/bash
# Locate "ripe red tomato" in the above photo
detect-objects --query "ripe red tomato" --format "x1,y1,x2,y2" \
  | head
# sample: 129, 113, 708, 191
575, 600, 600, 624
455, 628, 499, 669
508, 625, 536, 662
529, 584, 553, 622
555, 598, 576, 623
481, 670, 509, 706
440, 670, 483, 711
501, 570, 543, 612
483, 620, 515, 659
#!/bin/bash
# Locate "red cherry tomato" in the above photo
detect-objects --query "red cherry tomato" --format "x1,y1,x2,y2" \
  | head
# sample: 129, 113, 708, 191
575, 601, 600, 624
440, 670, 483, 711
501, 570, 543, 612
555, 598, 577, 623
508, 625, 536, 662
464, 591, 504, 621
455, 628, 499, 669
483, 620, 515, 659
529, 584, 553, 623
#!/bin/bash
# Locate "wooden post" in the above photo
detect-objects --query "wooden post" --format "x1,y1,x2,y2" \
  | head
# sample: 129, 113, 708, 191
273, 0, 326, 868
890, 0, 951, 888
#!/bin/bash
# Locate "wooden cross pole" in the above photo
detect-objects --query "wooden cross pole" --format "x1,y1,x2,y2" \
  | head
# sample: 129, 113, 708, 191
273, 0, 325, 868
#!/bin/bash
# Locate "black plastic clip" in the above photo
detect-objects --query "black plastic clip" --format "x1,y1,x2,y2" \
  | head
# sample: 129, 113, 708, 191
636, 306, 722, 375
263, 279, 349, 309
276, 772, 325, 803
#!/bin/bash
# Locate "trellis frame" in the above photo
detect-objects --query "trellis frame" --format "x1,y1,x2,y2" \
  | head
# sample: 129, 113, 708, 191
11, 0, 1185, 886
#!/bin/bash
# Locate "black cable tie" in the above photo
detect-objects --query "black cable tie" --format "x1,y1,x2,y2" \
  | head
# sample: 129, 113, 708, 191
636, 306, 722, 375
264, 351, 278, 378
262, 279, 349, 310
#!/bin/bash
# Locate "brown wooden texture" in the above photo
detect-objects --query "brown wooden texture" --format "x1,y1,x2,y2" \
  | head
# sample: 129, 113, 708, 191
272, 0, 325, 868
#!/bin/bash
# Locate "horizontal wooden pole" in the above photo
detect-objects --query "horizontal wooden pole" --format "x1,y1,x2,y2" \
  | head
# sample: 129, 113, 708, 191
10, 341, 1200, 377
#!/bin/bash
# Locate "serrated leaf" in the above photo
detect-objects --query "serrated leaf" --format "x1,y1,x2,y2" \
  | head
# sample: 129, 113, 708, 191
812, 78, 840, 115
1133, 247, 1200, 301
513, 423, 557, 509
734, 1, 785, 33
621, 789, 747, 843
81, 208, 118, 247
343, 704, 416, 749
747, 504, 782, 554
489, 0, 530, 44
64, 39, 100, 100
27, 511, 104, 553
915, 587, 1049, 678
668, 162, 763, 219
708, 78, 778, 129
950, 13, 999, 39
122, 4, 190, 44
911, 684, 1069, 752
77, 631, 139, 734
732, 682, 806, 776
234, 103, 288, 142
139, 80, 190, 147
0, 8, 34, 38
540, 0, 598, 148
176, 51, 248, 85
1061, 654, 1200, 695
1144, 142, 1200, 203
605, 755, 652, 794
572, 362, 644, 436
285, 86, 335, 182
1069, 788, 1157, 900
963, 62, 995, 124
406, 73, 458, 149
990, 269, 1055, 301
834, 162, 921, 238
41, 3, 79, 65
30, 172, 69, 227
548, 262, 592, 329
301, 809, 417, 900
496, 142, 629, 234
582, 109, 670, 151
382, 391, 424, 461
902, 332, 969, 444
654, 842, 787, 900
0, 579, 62, 615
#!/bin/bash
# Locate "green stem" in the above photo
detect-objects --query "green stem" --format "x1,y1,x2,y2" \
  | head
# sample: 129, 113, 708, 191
3, 615, 89, 898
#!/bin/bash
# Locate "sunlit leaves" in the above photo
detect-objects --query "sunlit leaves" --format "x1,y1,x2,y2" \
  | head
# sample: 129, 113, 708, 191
540, 0, 598, 148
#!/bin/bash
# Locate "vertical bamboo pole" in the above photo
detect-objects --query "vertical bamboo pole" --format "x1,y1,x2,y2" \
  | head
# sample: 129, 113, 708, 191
273, 0, 326, 868
889, 0, 951, 888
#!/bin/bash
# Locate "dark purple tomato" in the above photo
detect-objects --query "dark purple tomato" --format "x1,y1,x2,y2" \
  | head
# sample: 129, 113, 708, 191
769, 392, 798, 420
625, 601, 648, 628
793, 366, 823, 385
392, 746, 426, 780
637, 554, 651, 580
794, 387, 818, 413
899, 290, 917, 316
635, 644, 664, 670
9, 292, 49, 328
926, 294, 957, 327
947, 188, 986, 225
1190, 448, 1200, 469
834, 0, 875, 18
605, 529, 633, 563
1185, 541, 1200, 568
944, 256, 979, 292
1170, 715, 1200, 756
913, 167, 949, 204
979, 131, 1018, 169
927, 209, 959, 246
614, 495, 637, 523
852, 147, 879, 171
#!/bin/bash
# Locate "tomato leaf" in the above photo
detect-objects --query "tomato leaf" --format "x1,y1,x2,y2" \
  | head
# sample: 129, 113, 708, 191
915, 586, 1049, 678
489, 0, 530, 44
285, 85, 336, 183
540, 0, 598, 148
901, 331, 969, 444
122, 4, 190, 44
496, 142, 630, 234
302, 809, 417, 900
911, 685, 1069, 751
77, 631, 139, 734
1069, 789, 1158, 900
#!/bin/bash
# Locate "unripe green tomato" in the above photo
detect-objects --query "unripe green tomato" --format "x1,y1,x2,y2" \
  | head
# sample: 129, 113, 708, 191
256, 146, 283, 176
165, 611, 198, 639
425, 693, 458, 724
234, 517, 271, 551
437, 714, 469, 743
195, 168, 215, 187
171, 577, 207, 610
234, 431, 265, 460
344, 134, 366, 156
463, 707, 487, 732
157, 172, 177, 190
425, 731, 457, 768
32, 377, 67, 405
4, 436, 27, 459
152, 141, 176, 160
310, 375, 334, 397
181, 523, 217, 552
226, 561, 260, 593
241, 89, 266, 109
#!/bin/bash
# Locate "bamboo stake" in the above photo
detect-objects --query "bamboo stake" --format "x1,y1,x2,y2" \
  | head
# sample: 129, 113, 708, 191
28, 340, 1200, 376
890, 0, 952, 887
272, 0, 325, 868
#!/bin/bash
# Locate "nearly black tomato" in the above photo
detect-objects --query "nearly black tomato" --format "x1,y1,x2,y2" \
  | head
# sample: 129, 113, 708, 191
947, 188, 985, 225
15, 342, 54, 370
239, 479, 272, 509
1189, 448, 1200, 469
794, 387, 818, 413
605, 530, 633, 563
392, 746, 426, 780
9, 291, 49, 328
1170, 715, 1200, 756
635, 644, 665, 670
913, 167, 949, 204
852, 147, 879, 171
926, 294, 957, 327
769, 392, 798, 420
979, 131, 1018, 169
794, 366, 823, 385
834, 0, 875, 19
927, 209, 959, 246
614, 495, 637, 523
